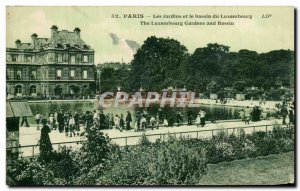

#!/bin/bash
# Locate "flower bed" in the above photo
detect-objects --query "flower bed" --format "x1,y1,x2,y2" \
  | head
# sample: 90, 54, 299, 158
7, 125, 294, 186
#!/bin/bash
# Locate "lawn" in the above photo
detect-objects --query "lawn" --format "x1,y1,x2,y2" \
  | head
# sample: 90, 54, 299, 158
199, 151, 295, 185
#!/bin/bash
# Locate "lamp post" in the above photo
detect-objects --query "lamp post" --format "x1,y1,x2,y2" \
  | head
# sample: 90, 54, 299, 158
97, 69, 101, 94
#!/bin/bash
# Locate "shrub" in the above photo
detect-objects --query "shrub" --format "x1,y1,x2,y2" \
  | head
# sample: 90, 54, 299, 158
74, 129, 112, 173
96, 147, 152, 185
148, 141, 208, 185
7, 158, 47, 185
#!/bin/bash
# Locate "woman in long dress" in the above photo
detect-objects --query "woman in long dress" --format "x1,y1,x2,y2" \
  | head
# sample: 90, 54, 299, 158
39, 118, 53, 161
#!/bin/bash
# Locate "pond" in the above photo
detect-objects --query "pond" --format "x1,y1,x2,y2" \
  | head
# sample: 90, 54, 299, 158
27, 100, 274, 124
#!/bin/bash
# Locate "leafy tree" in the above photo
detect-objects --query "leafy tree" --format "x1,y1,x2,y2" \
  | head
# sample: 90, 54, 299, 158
130, 36, 189, 91
233, 80, 247, 93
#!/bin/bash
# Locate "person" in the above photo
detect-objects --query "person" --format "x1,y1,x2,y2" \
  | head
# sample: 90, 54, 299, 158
85, 111, 93, 133
110, 113, 114, 129
38, 118, 52, 161
119, 114, 125, 132
281, 105, 288, 125
155, 116, 160, 129
114, 114, 120, 130
187, 109, 193, 125
150, 116, 156, 130
141, 115, 147, 130
274, 103, 281, 119
64, 112, 70, 136
105, 113, 110, 129
239, 110, 245, 122
288, 105, 294, 125
199, 110, 206, 127
260, 105, 267, 120
163, 118, 169, 127
68, 115, 76, 137
176, 111, 182, 127
48, 114, 54, 130
20, 116, 30, 127
99, 111, 106, 130
195, 114, 201, 127
252, 106, 260, 122
53, 110, 58, 130
126, 111, 132, 130
136, 115, 141, 131
35, 111, 42, 130
134, 121, 139, 132
158, 108, 163, 123
74, 112, 80, 131
244, 106, 251, 124
57, 109, 64, 133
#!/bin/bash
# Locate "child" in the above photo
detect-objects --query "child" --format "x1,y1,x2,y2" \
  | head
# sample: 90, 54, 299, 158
163, 118, 168, 127
195, 114, 201, 127
150, 116, 156, 130
141, 116, 147, 131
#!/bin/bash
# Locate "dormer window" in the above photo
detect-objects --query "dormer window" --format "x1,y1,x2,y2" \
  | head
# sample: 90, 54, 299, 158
56, 43, 63, 48
65, 44, 70, 48
83, 45, 89, 49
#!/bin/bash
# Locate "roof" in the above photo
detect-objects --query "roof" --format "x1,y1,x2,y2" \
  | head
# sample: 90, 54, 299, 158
6, 101, 33, 117
47, 30, 89, 49
9, 28, 91, 51
19, 43, 32, 50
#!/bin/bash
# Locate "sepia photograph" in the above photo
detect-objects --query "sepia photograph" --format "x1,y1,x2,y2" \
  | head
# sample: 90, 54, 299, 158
5, 6, 295, 186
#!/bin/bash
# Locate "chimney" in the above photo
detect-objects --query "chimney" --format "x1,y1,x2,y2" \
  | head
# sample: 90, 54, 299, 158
15, 39, 21, 48
31, 33, 38, 47
74, 27, 81, 37
51, 25, 58, 38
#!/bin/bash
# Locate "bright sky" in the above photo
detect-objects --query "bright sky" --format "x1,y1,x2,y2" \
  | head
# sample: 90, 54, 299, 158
6, 6, 294, 64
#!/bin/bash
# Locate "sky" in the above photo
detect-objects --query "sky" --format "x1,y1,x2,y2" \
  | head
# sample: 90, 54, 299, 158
6, 6, 294, 64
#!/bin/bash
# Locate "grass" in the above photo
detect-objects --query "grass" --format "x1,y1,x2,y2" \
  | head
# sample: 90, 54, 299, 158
199, 151, 295, 185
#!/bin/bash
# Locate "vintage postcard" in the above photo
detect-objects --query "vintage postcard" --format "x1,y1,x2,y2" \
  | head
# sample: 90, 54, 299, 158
6, 6, 295, 186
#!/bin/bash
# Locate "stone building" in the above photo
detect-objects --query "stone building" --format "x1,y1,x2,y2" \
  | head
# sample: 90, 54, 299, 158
6, 25, 96, 99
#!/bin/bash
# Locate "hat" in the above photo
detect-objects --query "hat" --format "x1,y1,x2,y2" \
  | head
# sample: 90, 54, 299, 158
41, 118, 48, 124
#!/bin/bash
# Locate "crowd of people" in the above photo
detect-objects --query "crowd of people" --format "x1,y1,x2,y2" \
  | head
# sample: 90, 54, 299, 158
28, 100, 294, 158
30, 107, 210, 138
238, 100, 295, 125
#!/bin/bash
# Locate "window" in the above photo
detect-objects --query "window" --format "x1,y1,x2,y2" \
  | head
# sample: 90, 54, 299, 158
30, 85, 37, 94
57, 54, 63, 63
70, 55, 76, 63
70, 70, 75, 79
15, 85, 22, 94
83, 55, 88, 63
12, 55, 17, 62
83, 70, 87, 79
16, 70, 22, 80
25, 56, 32, 63
56, 69, 61, 80
31, 70, 37, 80
7, 68, 14, 79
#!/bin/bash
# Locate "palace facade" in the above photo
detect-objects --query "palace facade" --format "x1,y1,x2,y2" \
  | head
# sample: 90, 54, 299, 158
6, 25, 96, 99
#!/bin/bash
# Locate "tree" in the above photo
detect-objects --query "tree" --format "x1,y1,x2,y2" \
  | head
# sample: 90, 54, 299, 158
233, 81, 246, 93
130, 36, 189, 91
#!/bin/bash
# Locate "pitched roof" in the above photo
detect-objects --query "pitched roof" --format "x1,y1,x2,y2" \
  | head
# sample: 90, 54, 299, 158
31, 38, 48, 50
18, 43, 31, 50
9, 28, 92, 51
47, 30, 90, 50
